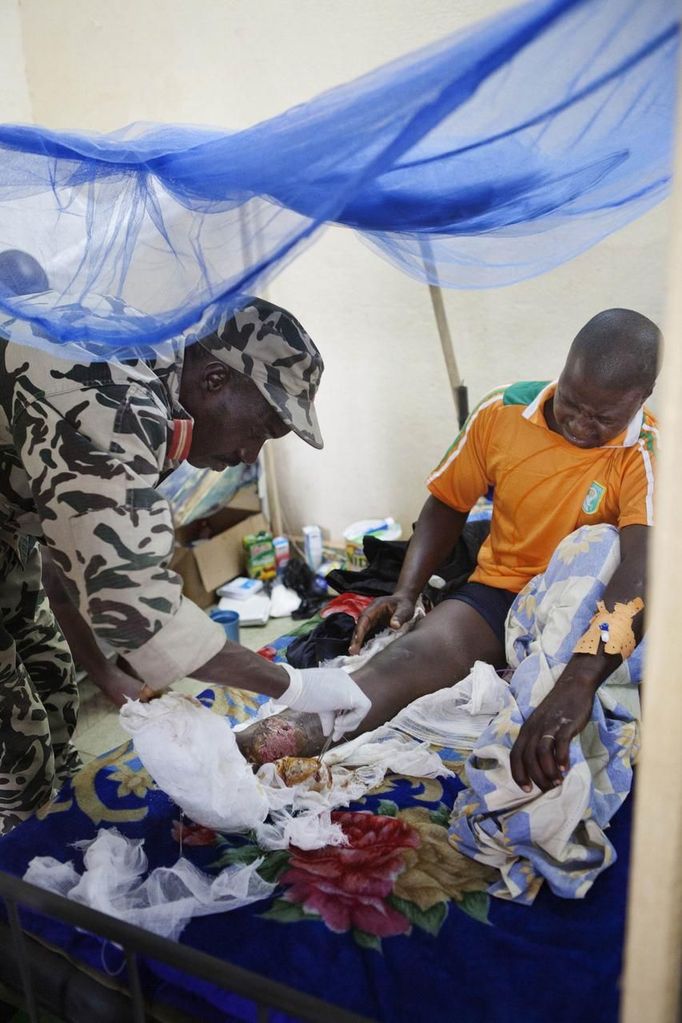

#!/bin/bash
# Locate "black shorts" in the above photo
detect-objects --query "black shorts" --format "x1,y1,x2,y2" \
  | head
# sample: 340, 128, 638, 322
444, 581, 517, 647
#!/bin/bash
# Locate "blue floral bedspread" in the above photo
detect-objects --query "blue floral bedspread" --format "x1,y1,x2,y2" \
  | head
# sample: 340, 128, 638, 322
0, 612, 633, 1023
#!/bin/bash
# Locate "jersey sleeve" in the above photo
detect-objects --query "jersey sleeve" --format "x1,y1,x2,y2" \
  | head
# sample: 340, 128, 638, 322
13, 386, 225, 690
618, 429, 656, 528
426, 389, 502, 512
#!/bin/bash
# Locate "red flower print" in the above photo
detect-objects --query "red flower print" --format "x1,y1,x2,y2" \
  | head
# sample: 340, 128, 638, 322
171, 819, 218, 847
280, 811, 420, 937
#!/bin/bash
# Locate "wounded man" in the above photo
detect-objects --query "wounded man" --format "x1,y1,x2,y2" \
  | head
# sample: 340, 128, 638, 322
236, 308, 658, 898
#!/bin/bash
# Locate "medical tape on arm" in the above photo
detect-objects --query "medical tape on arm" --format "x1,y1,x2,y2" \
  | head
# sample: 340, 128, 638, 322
573, 597, 644, 659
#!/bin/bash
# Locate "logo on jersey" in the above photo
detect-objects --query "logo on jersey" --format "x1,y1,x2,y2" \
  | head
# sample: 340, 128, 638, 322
582, 481, 606, 515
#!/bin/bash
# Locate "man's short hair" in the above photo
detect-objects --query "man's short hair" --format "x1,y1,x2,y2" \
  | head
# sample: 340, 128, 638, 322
569, 308, 661, 395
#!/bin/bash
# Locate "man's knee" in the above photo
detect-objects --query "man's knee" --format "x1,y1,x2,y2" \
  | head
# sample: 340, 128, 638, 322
357, 599, 503, 692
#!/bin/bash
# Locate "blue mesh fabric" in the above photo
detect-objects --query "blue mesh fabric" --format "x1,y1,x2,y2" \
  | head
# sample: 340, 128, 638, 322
0, 0, 677, 359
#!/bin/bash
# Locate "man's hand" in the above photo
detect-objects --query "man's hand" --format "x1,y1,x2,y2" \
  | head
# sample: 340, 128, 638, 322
93, 663, 145, 707
138, 683, 162, 703
349, 591, 416, 655
510, 525, 648, 794
510, 678, 596, 792
278, 664, 371, 740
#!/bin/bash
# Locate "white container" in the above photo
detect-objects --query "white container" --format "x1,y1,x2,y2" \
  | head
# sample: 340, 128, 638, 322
343, 517, 402, 569
302, 524, 323, 570
217, 576, 264, 600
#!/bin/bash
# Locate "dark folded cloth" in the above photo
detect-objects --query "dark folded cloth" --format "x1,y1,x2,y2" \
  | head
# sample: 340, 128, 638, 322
285, 612, 356, 668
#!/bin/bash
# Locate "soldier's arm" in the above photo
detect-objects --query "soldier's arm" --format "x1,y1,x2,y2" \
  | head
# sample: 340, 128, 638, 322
14, 388, 341, 706
14, 389, 231, 693
41, 546, 147, 704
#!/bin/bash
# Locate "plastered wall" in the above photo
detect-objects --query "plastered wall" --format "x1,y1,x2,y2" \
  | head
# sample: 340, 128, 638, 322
10, 0, 671, 540
1, 1, 32, 121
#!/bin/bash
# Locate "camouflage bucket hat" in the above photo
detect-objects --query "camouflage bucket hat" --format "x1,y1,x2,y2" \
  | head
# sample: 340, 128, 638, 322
186, 297, 324, 449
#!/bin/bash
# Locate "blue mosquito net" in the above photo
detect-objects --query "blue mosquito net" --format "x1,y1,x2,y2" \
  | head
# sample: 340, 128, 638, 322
0, 0, 677, 359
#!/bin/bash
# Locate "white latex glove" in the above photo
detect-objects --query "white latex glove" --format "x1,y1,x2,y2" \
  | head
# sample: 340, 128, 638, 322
279, 663, 371, 741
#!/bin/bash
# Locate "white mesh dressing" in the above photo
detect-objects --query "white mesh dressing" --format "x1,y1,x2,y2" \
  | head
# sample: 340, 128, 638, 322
119, 690, 451, 850
24, 828, 275, 941
390, 660, 511, 751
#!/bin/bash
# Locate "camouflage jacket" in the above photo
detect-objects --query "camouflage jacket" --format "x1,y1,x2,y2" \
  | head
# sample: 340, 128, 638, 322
0, 323, 225, 689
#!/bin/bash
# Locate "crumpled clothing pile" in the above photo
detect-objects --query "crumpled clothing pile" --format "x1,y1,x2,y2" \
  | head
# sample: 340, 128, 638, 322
24, 827, 275, 941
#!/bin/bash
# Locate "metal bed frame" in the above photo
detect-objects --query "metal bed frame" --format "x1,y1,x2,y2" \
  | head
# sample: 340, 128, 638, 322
0, 869, 374, 1023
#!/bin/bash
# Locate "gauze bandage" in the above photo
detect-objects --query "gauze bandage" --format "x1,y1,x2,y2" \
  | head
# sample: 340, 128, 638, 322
573, 597, 644, 659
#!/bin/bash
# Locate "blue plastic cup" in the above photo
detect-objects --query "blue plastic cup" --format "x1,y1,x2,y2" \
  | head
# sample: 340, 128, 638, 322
209, 609, 240, 644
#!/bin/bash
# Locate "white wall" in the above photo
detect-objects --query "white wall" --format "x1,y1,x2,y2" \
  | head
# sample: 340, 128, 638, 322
0, 0, 32, 121
16, 0, 670, 540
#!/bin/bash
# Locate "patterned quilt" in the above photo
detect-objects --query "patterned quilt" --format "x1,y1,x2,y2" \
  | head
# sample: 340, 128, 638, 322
0, 561, 636, 1023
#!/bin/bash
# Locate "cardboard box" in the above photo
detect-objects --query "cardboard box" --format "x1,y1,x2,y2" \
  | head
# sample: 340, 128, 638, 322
170, 486, 267, 608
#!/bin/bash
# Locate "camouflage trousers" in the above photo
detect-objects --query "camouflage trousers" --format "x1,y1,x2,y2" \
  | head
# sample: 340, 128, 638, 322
0, 537, 80, 835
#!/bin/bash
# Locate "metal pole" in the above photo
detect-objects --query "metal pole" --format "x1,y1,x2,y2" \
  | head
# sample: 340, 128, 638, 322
427, 282, 462, 392
125, 949, 147, 1023
6, 899, 39, 1023
420, 240, 469, 428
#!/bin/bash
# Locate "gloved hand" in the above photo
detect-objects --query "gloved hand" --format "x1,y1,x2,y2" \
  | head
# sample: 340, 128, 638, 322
278, 663, 371, 741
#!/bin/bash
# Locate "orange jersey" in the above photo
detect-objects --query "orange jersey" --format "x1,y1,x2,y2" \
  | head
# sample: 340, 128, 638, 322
427, 381, 657, 593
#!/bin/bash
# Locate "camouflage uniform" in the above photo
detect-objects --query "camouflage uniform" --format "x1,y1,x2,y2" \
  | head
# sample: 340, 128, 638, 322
0, 538, 79, 832
0, 294, 323, 833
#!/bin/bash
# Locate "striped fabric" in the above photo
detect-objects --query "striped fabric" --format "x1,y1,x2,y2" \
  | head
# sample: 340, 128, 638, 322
167, 418, 193, 464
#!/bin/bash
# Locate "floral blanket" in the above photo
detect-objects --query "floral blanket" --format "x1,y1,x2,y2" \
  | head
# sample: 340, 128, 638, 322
0, 594, 635, 1022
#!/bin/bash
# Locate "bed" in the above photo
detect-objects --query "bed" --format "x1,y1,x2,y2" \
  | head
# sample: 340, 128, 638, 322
0, 615, 633, 1023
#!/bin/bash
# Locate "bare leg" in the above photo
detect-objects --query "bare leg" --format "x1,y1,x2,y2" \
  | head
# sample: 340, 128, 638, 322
237, 601, 505, 764
351, 600, 505, 730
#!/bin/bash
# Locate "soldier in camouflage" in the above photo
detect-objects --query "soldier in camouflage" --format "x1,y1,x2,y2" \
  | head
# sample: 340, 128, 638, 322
0, 276, 371, 834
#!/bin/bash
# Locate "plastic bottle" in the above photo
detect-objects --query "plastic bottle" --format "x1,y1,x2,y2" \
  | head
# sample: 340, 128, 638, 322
302, 525, 323, 571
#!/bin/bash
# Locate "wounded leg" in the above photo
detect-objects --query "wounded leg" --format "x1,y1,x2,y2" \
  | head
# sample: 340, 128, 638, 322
236, 710, 325, 763
237, 600, 505, 765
